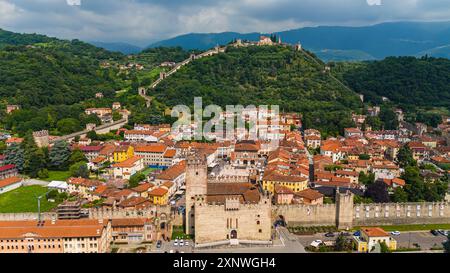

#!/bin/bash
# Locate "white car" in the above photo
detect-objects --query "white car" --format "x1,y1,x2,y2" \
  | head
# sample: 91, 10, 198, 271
173, 241, 178, 246
310, 240, 323, 248
185, 241, 189, 246
180, 239, 184, 245
391, 231, 401, 236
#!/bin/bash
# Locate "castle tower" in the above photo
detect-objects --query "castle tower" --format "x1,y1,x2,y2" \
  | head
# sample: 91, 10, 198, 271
185, 153, 208, 235
33, 130, 49, 148
336, 189, 354, 230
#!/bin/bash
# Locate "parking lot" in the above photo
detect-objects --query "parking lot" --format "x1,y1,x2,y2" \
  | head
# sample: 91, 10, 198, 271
296, 230, 448, 251
151, 238, 194, 253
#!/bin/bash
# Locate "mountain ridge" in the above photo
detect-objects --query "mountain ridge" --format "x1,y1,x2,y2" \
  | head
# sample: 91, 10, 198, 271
147, 21, 450, 61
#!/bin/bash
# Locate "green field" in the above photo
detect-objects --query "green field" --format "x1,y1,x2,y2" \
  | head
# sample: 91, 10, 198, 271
354, 224, 450, 232
142, 168, 158, 176
171, 225, 193, 240
43, 170, 71, 182
0, 185, 60, 213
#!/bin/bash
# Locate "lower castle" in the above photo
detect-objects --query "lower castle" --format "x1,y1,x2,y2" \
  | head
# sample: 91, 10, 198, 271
185, 154, 272, 246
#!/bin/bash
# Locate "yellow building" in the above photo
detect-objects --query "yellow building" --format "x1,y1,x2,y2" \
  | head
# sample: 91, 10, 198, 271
354, 227, 397, 252
262, 171, 308, 194
148, 187, 169, 205
113, 145, 134, 163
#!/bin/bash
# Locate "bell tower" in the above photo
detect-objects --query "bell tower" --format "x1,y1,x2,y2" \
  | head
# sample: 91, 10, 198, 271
185, 153, 208, 235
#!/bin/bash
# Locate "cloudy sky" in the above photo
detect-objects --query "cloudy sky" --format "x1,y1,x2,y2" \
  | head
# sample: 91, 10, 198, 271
0, 0, 449, 46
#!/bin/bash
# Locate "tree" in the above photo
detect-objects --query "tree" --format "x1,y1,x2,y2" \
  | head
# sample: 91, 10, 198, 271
359, 171, 375, 186
129, 172, 146, 188
396, 145, 417, 168
391, 187, 408, 203
365, 181, 390, 203
380, 241, 391, 253
359, 154, 371, 160
48, 140, 71, 170
22, 132, 45, 178
38, 168, 49, 179
112, 111, 123, 121
334, 234, 348, 251
0, 141, 6, 154
87, 130, 98, 141
4, 143, 25, 172
57, 118, 82, 135
69, 148, 88, 165
379, 107, 398, 130
69, 162, 89, 178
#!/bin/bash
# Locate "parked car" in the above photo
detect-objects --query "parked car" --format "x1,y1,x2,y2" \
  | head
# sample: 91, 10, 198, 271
391, 231, 401, 236
173, 240, 178, 247
180, 239, 184, 245
325, 232, 335, 238
341, 232, 351, 237
185, 241, 189, 246
156, 240, 162, 248
431, 230, 439, 236
310, 240, 323, 248
353, 231, 361, 237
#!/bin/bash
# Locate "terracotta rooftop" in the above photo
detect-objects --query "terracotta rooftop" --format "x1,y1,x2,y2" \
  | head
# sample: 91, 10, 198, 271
0, 176, 22, 188
206, 182, 261, 204
112, 156, 142, 168
361, 227, 389, 237
295, 188, 324, 200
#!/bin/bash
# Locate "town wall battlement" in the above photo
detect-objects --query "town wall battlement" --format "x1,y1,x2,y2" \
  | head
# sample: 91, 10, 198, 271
273, 201, 450, 228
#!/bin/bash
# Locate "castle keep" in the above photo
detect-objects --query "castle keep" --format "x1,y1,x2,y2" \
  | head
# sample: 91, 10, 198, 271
185, 154, 272, 246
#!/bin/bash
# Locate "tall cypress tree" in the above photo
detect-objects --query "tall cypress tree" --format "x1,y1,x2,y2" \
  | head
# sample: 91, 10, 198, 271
22, 132, 45, 178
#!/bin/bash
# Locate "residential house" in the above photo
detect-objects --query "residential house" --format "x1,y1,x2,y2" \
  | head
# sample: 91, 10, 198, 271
112, 156, 145, 180
0, 165, 18, 180
354, 227, 397, 253
113, 145, 134, 163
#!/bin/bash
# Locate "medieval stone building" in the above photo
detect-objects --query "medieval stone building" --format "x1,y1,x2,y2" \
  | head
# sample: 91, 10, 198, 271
185, 154, 272, 246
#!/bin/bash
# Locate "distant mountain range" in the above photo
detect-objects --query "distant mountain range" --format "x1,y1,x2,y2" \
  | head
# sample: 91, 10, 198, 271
147, 21, 450, 61
90, 41, 142, 54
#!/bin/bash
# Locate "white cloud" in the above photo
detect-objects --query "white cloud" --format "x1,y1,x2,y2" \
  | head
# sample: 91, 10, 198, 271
0, 0, 449, 46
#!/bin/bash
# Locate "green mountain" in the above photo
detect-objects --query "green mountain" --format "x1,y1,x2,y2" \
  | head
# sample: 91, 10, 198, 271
90, 41, 142, 54
335, 56, 450, 108
148, 21, 450, 61
152, 46, 361, 136
0, 29, 124, 108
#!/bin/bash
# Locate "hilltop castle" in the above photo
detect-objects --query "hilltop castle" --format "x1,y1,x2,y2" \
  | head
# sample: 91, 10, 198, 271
185, 154, 272, 247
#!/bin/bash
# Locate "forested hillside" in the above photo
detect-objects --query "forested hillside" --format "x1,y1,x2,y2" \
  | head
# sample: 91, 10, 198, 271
0, 29, 125, 108
152, 46, 361, 136
334, 56, 450, 108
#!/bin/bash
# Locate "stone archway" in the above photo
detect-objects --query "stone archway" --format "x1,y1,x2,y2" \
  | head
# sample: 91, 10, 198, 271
230, 230, 238, 239
274, 215, 286, 227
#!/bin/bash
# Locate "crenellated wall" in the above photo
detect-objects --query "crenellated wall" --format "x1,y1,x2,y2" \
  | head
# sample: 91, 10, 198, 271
273, 200, 450, 228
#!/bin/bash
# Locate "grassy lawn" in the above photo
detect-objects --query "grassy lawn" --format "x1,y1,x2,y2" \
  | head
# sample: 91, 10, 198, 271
142, 168, 158, 176
171, 225, 193, 240
354, 224, 450, 232
43, 170, 71, 182
0, 185, 60, 213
